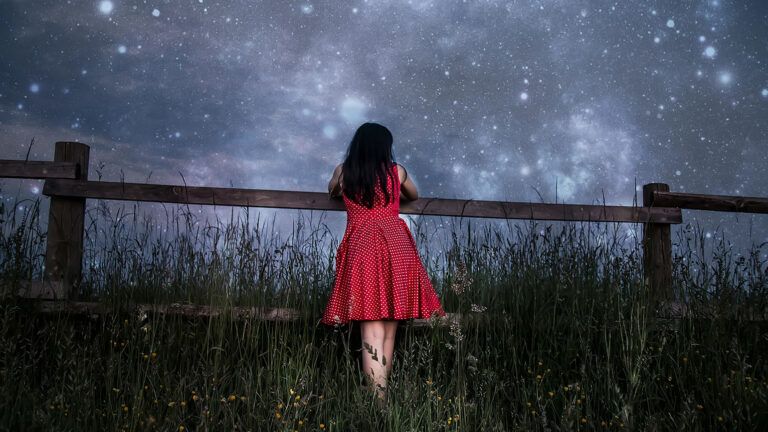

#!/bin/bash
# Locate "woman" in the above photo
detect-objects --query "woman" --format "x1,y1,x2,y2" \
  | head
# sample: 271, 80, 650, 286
322, 122, 446, 404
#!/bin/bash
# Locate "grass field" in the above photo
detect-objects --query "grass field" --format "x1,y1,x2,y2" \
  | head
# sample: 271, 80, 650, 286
1, 188, 767, 431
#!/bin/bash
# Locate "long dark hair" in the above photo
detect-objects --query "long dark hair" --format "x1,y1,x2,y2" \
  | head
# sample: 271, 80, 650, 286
340, 122, 398, 209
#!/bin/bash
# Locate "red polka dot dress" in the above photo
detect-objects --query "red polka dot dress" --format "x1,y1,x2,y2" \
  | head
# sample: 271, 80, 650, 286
321, 162, 446, 326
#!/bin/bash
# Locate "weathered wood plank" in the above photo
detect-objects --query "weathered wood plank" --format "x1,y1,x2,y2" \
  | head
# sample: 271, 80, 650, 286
643, 183, 673, 302
42, 178, 683, 224
20, 299, 459, 327
43, 142, 90, 300
14, 298, 765, 323
0, 160, 79, 179
653, 190, 768, 214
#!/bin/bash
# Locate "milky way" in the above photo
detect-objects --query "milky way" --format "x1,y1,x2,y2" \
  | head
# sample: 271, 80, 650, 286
1, 0, 767, 258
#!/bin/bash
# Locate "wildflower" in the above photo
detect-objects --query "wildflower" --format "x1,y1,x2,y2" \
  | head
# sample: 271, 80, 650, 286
547, 391, 554, 397
178, 426, 185, 431
180, 401, 186, 408
449, 320, 464, 342
228, 394, 237, 402
150, 352, 158, 360
450, 260, 473, 295
277, 402, 284, 409
470, 303, 486, 313
168, 401, 176, 407
319, 423, 325, 429
275, 412, 282, 419
696, 404, 703, 411
289, 388, 295, 395
581, 417, 587, 424
536, 374, 542, 380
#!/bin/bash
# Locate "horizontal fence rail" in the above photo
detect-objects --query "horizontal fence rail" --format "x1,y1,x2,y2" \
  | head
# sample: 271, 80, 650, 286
2, 140, 767, 323
653, 191, 768, 214
17, 299, 461, 328
0, 160, 79, 179
41, 178, 683, 224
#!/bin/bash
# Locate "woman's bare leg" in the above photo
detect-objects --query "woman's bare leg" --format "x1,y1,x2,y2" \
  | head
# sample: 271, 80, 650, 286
382, 320, 398, 379
360, 320, 387, 399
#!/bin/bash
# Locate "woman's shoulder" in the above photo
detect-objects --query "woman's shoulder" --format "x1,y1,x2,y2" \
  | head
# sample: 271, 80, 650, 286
393, 162, 407, 182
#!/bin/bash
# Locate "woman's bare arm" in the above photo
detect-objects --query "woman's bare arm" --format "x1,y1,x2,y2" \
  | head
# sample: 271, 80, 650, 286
328, 164, 343, 198
397, 164, 418, 201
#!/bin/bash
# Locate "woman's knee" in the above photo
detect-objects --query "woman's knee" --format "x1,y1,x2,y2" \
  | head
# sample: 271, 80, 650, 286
360, 320, 386, 340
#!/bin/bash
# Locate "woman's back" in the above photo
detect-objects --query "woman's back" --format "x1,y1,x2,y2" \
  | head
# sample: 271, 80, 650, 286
341, 162, 401, 223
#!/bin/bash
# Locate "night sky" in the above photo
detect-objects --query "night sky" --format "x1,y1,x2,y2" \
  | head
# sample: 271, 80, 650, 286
1, 0, 767, 258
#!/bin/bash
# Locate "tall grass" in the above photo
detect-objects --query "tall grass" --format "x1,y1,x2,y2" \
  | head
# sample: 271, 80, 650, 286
0, 184, 767, 431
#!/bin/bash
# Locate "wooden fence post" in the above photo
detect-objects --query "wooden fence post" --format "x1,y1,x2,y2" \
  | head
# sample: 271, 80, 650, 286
42, 141, 90, 299
642, 183, 673, 304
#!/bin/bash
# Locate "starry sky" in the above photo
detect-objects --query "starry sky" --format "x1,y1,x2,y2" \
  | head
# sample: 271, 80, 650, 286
1, 0, 767, 259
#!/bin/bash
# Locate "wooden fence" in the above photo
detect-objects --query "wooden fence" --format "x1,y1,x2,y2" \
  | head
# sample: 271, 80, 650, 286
2, 141, 767, 324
